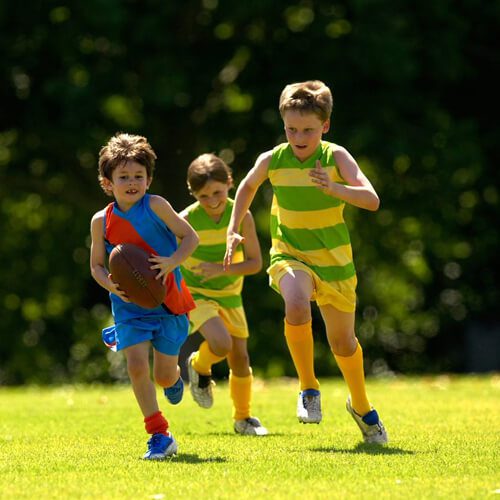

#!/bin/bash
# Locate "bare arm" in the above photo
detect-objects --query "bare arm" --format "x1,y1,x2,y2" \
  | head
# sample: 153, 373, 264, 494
149, 195, 199, 283
89, 211, 129, 301
224, 151, 271, 269
309, 146, 380, 211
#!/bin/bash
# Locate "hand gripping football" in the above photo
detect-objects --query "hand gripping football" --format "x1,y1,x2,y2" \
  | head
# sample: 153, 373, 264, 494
109, 243, 166, 309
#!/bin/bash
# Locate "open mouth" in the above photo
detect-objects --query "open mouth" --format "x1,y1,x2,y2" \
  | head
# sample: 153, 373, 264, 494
295, 145, 307, 150
126, 189, 139, 194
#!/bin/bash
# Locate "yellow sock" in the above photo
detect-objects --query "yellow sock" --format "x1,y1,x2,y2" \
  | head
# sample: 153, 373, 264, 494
334, 342, 371, 415
192, 340, 225, 376
229, 370, 252, 421
284, 319, 320, 391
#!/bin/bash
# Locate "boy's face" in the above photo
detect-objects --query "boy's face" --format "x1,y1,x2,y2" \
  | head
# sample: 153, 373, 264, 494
192, 179, 230, 220
104, 161, 152, 209
283, 110, 330, 162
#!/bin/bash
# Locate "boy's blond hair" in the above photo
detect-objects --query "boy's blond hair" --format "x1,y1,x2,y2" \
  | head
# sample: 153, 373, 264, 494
279, 80, 333, 122
187, 153, 233, 194
98, 133, 157, 196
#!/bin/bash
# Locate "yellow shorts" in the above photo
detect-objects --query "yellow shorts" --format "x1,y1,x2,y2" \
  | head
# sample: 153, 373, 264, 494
189, 298, 249, 339
267, 259, 357, 313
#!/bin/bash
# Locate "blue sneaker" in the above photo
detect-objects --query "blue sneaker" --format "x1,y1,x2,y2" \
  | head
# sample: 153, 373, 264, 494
164, 377, 184, 405
143, 432, 177, 460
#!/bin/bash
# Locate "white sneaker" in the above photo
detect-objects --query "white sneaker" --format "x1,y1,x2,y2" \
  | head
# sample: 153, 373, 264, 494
346, 396, 388, 444
297, 389, 322, 424
234, 417, 269, 436
187, 352, 214, 409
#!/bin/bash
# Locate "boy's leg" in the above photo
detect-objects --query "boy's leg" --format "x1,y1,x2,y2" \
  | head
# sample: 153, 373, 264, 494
228, 337, 268, 436
124, 342, 159, 417
187, 317, 229, 408
124, 342, 177, 458
153, 350, 184, 405
227, 337, 252, 420
319, 304, 371, 415
279, 270, 319, 391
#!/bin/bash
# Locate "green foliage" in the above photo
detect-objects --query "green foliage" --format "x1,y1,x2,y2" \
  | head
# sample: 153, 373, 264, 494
0, 377, 498, 498
1, 1, 499, 382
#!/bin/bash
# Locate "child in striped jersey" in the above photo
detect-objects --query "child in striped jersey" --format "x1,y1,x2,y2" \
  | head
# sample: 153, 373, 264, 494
224, 81, 388, 444
180, 153, 268, 436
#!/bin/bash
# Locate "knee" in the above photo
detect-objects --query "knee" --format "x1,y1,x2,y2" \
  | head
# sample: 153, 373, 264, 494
330, 334, 357, 357
211, 335, 233, 357
154, 369, 178, 389
126, 357, 149, 381
284, 296, 311, 324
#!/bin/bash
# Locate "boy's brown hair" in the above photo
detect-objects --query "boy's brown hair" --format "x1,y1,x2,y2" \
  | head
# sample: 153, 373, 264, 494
98, 133, 157, 196
187, 153, 233, 194
279, 80, 333, 122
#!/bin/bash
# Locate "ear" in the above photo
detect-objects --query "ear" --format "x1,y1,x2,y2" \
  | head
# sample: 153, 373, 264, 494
146, 177, 153, 189
227, 175, 234, 190
322, 119, 330, 134
102, 177, 113, 192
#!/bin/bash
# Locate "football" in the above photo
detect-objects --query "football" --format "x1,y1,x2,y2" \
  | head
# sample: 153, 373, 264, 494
108, 243, 166, 309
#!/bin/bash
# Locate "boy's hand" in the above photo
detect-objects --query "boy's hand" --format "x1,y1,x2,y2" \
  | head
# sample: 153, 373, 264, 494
193, 262, 224, 282
108, 274, 130, 302
309, 160, 334, 196
149, 255, 175, 285
223, 231, 244, 270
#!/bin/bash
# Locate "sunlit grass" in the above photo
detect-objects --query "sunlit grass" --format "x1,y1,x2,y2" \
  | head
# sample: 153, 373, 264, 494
0, 375, 499, 499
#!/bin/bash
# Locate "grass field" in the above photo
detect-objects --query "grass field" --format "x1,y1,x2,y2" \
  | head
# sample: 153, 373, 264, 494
0, 375, 499, 499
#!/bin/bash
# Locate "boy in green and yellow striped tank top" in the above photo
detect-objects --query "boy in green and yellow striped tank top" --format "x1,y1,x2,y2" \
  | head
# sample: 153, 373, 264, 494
181, 154, 268, 436
225, 81, 388, 444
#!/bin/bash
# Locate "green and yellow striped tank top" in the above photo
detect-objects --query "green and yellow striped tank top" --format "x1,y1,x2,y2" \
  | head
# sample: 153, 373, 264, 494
268, 141, 356, 284
181, 198, 245, 308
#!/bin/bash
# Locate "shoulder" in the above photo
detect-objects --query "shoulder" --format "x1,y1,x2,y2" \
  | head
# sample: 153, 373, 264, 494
91, 208, 106, 225
148, 194, 174, 213
179, 200, 199, 220
332, 144, 355, 164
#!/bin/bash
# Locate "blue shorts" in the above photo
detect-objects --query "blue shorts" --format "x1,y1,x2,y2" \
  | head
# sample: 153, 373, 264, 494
102, 314, 189, 356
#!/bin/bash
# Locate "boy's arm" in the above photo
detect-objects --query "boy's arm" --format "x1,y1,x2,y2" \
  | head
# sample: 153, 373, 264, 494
149, 195, 199, 283
309, 146, 380, 211
224, 151, 271, 269
89, 211, 129, 301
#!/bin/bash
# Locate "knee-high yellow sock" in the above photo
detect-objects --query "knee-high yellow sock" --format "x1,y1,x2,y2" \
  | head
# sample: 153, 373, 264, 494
284, 319, 319, 391
192, 340, 225, 376
229, 370, 252, 420
334, 342, 371, 415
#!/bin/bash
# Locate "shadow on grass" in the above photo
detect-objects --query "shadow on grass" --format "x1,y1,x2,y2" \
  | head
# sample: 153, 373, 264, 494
312, 443, 415, 456
170, 454, 227, 464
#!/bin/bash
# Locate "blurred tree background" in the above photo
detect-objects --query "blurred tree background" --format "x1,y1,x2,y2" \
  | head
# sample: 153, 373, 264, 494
0, 0, 498, 384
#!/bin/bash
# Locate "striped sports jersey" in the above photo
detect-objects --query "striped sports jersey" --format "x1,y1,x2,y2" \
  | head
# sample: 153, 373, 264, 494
268, 141, 356, 284
181, 198, 245, 309
104, 194, 195, 320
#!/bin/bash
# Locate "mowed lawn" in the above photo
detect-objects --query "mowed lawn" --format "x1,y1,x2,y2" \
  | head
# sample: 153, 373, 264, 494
0, 375, 498, 499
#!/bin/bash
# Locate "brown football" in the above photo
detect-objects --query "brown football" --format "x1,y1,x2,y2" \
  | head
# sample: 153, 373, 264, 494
109, 243, 166, 309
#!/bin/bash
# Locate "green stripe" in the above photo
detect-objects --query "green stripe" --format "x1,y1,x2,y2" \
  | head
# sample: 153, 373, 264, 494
273, 186, 343, 211
270, 215, 350, 250
181, 266, 240, 289
192, 293, 242, 308
187, 199, 233, 230
270, 254, 356, 282
192, 243, 228, 262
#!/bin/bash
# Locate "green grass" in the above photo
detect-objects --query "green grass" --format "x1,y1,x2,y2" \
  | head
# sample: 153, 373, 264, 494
0, 375, 499, 499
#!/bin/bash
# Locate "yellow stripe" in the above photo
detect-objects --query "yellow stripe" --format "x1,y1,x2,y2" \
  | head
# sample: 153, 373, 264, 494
271, 239, 353, 267
188, 283, 243, 298
269, 166, 344, 186
271, 202, 345, 229
196, 227, 228, 245
183, 250, 243, 272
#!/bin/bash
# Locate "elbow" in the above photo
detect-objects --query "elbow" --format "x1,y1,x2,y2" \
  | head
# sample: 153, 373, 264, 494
368, 194, 380, 211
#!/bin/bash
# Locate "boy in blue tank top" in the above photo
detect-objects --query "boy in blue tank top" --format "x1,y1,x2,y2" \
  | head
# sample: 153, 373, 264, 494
90, 133, 199, 459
